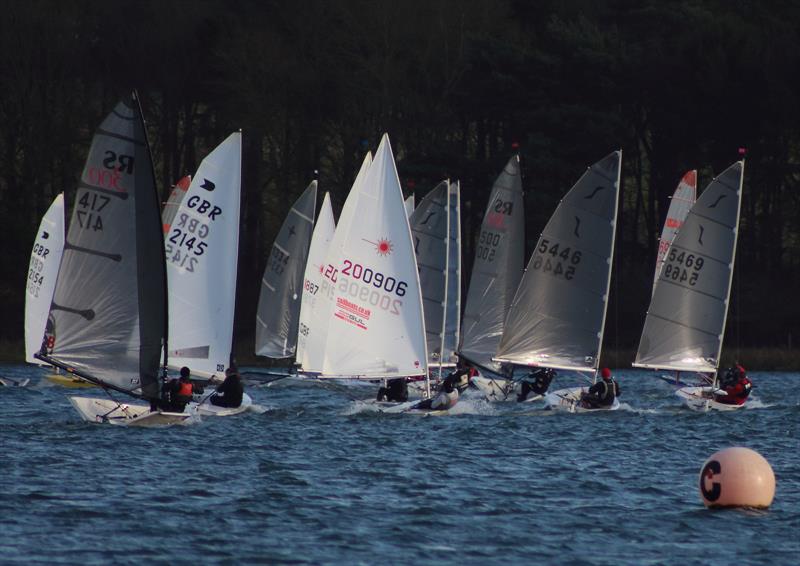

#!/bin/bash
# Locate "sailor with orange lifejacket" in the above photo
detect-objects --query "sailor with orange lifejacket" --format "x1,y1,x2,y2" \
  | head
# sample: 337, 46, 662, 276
161, 366, 197, 412
714, 364, 752, 405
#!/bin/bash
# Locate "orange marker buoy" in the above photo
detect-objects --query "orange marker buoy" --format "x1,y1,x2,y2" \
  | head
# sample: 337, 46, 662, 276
699, 447, 776, 508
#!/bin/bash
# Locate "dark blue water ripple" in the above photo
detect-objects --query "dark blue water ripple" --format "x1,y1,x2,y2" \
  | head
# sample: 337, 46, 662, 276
1, 366, 798, 565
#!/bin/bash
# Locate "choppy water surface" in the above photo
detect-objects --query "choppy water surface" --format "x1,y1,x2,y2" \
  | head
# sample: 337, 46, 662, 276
1, 366, 797, 565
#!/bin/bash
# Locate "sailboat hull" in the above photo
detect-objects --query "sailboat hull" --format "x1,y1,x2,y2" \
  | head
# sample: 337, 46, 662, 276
544, 387, 620, 413
47, 373, 95, 388
675, 386, 746, 412
69, 397, 193, 426
470, 375, 542, 403
190, 392, 253, 417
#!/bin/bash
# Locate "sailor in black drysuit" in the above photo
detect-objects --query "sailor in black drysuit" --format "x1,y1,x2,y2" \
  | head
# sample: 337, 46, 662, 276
210, 367, 244, 408
517, 368, 556, 402
580, 368, 619, 408
413, 368, 470, 411
376, 378, 409, 402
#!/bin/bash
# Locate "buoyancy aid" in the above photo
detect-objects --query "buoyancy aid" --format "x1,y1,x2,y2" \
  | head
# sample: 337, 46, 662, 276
177, 381, 193, 397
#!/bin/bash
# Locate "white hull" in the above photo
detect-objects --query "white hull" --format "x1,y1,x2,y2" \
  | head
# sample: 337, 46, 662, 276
373, 399, 450, 416
675, 386, 746, 412
544, 386, 620, 413
69, 397, 193, 426
191, 392, 253, 417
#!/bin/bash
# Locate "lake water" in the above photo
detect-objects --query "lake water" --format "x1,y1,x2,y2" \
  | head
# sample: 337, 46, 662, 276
1, 365, 797, 565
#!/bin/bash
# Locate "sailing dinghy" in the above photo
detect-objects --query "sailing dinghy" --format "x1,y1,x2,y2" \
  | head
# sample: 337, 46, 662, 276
494, 151, 622, 412
460, 156, 526, 400
633, 162, 745, 411
312, 135, 437, 411
163, 132, 252, 415
36, 93, 191, 426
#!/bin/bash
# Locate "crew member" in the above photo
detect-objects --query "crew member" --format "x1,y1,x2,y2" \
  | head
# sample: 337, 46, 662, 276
161, 366, 195, 412
376, 378, 408, 402
517, 368, 556, 402
580, 367, 619, 409
413, 372, 461, 411
714, 364, 752, 405
210, 367, 244, 408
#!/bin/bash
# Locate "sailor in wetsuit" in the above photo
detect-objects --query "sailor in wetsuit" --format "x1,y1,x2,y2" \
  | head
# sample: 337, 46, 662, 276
413, 368, 469, 411
376, 378, 409, 402
160, 366, 196, 412
580, 367, 619, 409
210, 367, 244, 408
714, 364, 752, 405
517, 368, 556, 402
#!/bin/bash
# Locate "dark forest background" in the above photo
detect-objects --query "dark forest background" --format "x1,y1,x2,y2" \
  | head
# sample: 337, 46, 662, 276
1, 0, 798, 364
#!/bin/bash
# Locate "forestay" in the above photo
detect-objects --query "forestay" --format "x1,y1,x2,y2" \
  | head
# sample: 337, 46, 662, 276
299, 152, 371, 374
653, 170, 696, 289
410, 181, 449, 367
25, 193, 65, 364
318, 135, 427, 379
634, 161, 744, 373
443, 181, 462, 365
295, 192, 335, 371
255, 180, 317, 358
41, 95, 165, 399
495, 151, 621, 372
166, 132, 241, 379
460, 156, 524, 373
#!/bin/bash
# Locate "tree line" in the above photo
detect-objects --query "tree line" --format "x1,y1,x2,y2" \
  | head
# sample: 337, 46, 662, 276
1, 0, 798, 358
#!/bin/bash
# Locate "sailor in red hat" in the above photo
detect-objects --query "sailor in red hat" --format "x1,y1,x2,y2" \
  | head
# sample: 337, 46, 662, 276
580, 367, 620, 408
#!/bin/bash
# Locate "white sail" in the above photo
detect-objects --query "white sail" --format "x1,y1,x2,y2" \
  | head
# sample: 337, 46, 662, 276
25, 193, 65, 364
410, 181, 449, 367
460, 156, 525, 373
318, 135, 427, 379
41, 95, 166, 399
443, 180, 462, 365
166, 132, 241, 379
255, 180, 317, 358
634, 161, 744, 373
295, 192, 335, 370
404, 194, 415, 218
299, 152, 372, 374
654, 170, 697, 288
495, 151, 621, 372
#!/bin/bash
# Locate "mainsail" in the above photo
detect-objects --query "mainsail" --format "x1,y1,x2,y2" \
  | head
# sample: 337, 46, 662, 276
25, 193, 65, 364
299, 152, 372, 374
460, 156, 524, 372
410, 181, 449, 367
38, 94, 166, 400
295, 192, 336, 371
495, 151, 621, 372
162, 175, 191, 233
653, 170, 697, 288
166, 132, 241, 379
255, 180, 317, 358
318, 135, 427, 379
634, 161, 744, 373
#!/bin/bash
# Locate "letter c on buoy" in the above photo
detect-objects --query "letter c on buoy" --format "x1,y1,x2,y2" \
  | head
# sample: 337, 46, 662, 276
700, 460, 722, 502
